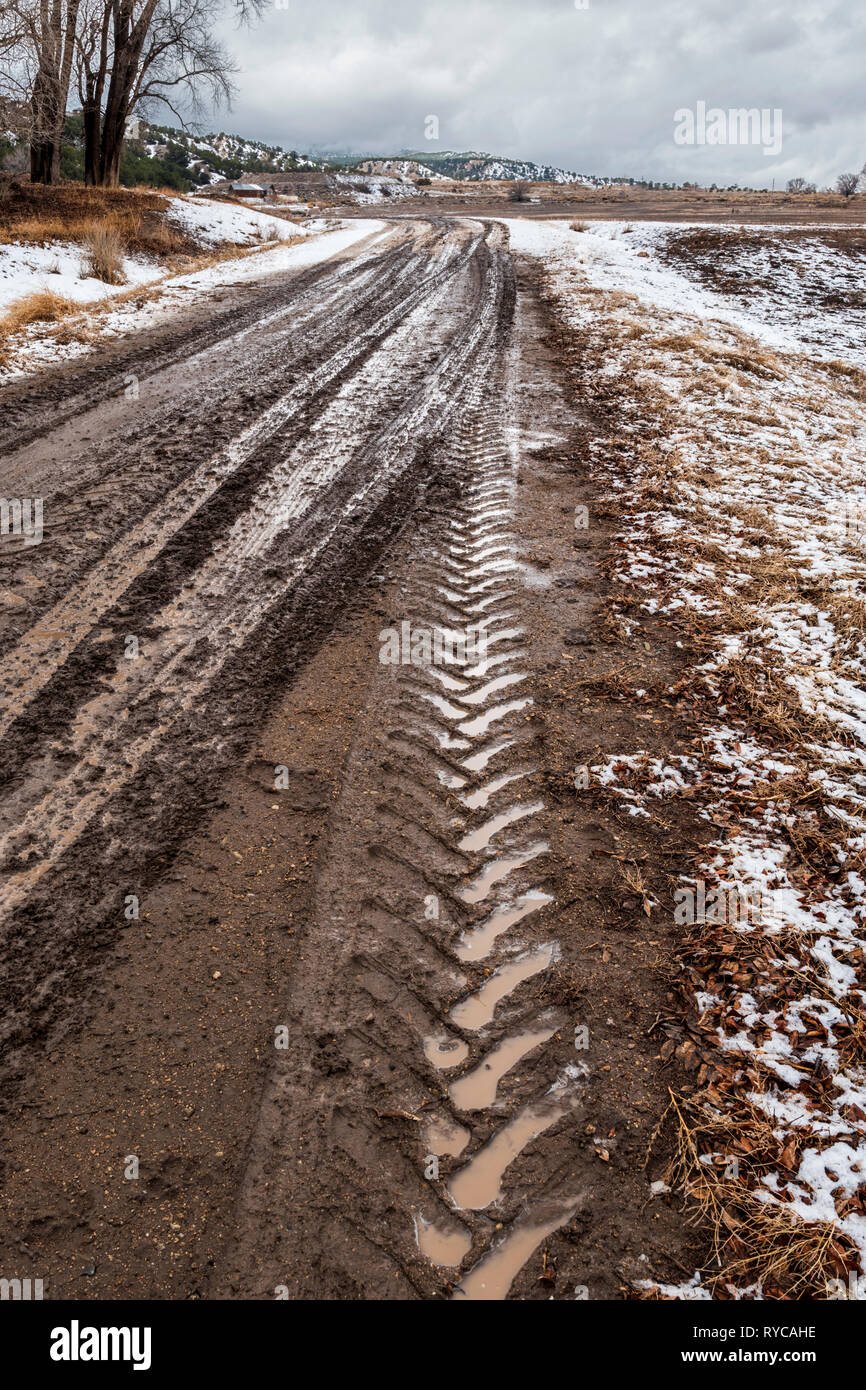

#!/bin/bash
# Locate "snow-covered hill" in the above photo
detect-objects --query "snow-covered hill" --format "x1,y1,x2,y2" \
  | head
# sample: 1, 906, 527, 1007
138, 125, 607, 188
393, 150, 602, 184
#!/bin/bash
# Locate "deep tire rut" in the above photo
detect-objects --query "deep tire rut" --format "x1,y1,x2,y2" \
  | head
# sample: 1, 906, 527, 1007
226, 344, 588, 1301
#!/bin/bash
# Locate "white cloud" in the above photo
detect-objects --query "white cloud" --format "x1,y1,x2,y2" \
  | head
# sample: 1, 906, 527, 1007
204, 0, 866, 187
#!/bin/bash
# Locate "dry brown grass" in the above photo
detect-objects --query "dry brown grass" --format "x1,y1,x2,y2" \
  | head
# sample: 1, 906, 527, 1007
0, 231, 306, 372
140, 217, 190, 258
0, 288, 78, 368
652, 1090, 859, 1297
714, 653, 836, 746
648, 329, 786, 381
542, 258, 866, 1300
807, 583, 866, 665
1, 205, 143, 248
79, 219, 127, 284
820, 358, 866, 401
0, 182, 204, 263
1, 206, 196, 265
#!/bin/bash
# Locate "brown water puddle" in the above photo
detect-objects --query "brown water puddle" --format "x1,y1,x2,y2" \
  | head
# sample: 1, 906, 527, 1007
458, 800, 544, 854
458, 843, 548, 905
455, 890, 553, 962
449, 943, 556, 1030
458, 698, 532, 738
448, 1025, 557, 1111
452, 1206, 577, 1300
424, 1035, 470, 1070
422, 1115, 471, 1157
448, 1090, 579, 1210
415, 1215, 473, 1268
460, 768, 529, 810
460, 736, 514, 774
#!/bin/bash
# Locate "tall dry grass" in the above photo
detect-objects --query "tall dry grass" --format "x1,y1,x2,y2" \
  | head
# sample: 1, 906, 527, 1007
0, 289, 78, 368
79, 219, 127, 284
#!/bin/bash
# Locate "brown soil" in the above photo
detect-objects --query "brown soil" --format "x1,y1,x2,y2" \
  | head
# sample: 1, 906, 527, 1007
0, 178, 205, 260
343, 185, 866, 225
0, 214, 721, 1299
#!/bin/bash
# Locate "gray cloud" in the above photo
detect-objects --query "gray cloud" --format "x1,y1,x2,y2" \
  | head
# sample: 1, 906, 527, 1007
207, 0, 866, 187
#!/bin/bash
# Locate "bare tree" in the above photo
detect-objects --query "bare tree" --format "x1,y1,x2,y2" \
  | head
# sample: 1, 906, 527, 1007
124, 0, 239, 161
3, 0, 263, 186
836, 171, 861, 198
508, 180, 531, 203
2, 0, 83, 182
75, 0, 111, 183
98, 0, 265, 185
786, 176, 816, 194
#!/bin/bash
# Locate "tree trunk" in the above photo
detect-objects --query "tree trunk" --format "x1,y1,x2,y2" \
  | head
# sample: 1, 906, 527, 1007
80, 3, 111, 186
83, 99, 100, 185
98, 69, 131, 186
30, 140, 55, 183
99, 110, 125, 186
29, 60, 60, 184
95, 0, 159, 186
27, 0, 81, 184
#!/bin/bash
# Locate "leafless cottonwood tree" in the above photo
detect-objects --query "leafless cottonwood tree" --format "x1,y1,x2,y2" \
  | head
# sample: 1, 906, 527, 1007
0, 0, 82, 182
80, 0, 258, 186
2, 0, 264, 185
836, 171, 861, 198
75, 0, 111, 184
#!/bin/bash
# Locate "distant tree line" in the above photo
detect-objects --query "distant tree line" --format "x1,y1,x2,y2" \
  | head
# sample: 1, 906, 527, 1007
787, 171, 865, 197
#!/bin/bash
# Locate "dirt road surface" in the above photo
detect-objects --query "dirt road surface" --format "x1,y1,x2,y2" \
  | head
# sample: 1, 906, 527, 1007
0, 216, 703, 1300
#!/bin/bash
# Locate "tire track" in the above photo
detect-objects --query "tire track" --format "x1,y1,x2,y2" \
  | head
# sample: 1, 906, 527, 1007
386, 378, 586, 1299
0, 228, 470, 740
0, 222, 520, 1114
225, 264, 586, 1297
0, 227, 502, 922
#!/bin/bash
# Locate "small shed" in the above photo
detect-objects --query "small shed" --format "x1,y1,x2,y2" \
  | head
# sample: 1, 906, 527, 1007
227, 182, 273, 199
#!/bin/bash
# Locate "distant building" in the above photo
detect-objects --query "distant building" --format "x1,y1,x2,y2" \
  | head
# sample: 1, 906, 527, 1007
227, 182, 274, 199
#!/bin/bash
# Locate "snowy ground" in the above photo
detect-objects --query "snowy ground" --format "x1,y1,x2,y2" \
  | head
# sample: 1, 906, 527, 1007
163, 195, 305, 247
332, 172, 419, 205
1, 216, 387, 377
505, 215, 866, 1297
0, 194, 309, 318
506, 218, 866, 367
0, 238, 156, 315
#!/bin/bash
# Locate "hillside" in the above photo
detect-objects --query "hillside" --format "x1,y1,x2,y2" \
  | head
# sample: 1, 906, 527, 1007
140, 123, 326, 184
2, 115, 670, 193
2, 117, 337, 192
391, 149, 598, 184
55, 119, 611, 190
145, 131, 608, 189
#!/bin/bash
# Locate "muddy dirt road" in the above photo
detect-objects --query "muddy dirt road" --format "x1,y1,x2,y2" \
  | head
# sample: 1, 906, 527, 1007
0, 216, 701, 1300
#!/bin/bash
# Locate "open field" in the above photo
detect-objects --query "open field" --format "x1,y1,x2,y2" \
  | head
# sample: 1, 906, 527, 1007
340, 183, 866, 225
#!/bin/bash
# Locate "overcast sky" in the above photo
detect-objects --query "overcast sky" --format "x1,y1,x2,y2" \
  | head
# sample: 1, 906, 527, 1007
211, 0, 865, 187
